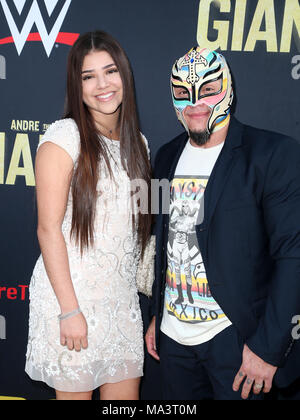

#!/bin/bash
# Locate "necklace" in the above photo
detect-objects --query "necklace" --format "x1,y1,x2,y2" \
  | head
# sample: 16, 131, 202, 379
96, 121, 119, 141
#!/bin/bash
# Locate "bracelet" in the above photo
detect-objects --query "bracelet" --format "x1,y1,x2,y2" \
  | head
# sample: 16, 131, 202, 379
58, 307, 82, 321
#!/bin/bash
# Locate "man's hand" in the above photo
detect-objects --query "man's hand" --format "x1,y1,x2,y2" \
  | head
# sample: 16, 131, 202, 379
232, 344, 277, 399
145, 316, 160, 361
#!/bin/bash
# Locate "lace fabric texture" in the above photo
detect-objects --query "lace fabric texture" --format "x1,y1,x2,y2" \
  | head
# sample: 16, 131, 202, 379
25, 119, 146, 392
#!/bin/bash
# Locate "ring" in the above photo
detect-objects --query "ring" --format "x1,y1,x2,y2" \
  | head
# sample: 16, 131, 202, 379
254, 383, 263, 390
239, 371, 245, 377
246, 378, 253, 385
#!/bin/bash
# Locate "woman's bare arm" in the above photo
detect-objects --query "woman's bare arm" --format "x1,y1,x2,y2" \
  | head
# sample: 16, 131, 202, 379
35, 142, 87, 351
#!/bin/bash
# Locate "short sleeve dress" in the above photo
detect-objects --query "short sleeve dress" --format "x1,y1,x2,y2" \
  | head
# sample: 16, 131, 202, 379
25, 118, 149, 392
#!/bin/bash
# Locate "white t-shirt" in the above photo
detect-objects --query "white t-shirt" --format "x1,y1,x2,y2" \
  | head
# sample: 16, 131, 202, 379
160, 139, 232, 346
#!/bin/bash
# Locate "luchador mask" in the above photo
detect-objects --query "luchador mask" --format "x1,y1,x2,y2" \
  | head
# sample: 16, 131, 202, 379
171, 47, 233, 134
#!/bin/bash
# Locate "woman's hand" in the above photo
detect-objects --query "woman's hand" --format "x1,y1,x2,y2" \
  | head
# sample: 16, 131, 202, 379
145, 316, 160, 361
60, 312, 88, 352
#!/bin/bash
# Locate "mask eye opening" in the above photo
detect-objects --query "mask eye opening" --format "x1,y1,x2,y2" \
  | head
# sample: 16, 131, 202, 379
172, 84, 190, 101
198, 74, 223, 101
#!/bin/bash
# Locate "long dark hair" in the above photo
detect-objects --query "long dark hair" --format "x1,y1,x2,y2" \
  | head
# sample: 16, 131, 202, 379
64, 31, 152, 254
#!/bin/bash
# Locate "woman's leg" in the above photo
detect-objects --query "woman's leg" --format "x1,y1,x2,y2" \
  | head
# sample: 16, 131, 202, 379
100, 378, 141, 400
55, 390, 93, 400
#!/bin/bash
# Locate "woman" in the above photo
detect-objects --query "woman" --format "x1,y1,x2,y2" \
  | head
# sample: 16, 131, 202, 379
25, 31, 151, 400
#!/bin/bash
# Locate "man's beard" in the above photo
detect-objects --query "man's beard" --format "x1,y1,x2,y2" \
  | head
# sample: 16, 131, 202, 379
189, 129, 210, 146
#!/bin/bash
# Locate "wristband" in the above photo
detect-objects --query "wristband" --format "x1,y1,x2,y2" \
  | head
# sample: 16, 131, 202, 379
58, 307, 82, 321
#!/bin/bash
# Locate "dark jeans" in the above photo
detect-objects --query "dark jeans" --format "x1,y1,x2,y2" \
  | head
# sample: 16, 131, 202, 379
159, 325, 263, 400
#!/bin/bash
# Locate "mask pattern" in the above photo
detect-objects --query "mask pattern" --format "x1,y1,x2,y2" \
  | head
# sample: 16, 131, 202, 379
171, 47, 233, 134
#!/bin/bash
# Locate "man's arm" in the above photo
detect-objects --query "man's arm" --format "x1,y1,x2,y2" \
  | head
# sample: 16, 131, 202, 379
233, 136, 300, 398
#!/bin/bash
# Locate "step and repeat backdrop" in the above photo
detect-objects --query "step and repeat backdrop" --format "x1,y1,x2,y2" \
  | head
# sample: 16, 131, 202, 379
0, 0, 299, 400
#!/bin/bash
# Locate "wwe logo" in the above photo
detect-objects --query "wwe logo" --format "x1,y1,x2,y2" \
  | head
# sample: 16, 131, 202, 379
0, 0, 72, 56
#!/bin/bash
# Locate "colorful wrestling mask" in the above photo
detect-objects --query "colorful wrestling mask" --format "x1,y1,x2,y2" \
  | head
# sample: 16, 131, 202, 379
171, 47, 233, 134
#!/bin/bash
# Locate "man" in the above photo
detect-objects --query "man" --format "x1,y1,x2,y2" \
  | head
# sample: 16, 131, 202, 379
145, 46, 300, 400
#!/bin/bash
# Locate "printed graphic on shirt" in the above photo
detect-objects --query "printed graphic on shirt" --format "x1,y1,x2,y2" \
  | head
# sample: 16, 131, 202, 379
165, 176, 227, 324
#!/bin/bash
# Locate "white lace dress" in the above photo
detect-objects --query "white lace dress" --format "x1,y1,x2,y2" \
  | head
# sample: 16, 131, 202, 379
25, 118, 148, 392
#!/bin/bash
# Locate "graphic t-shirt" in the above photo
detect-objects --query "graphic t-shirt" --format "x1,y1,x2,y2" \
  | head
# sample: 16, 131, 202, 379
160, 139, 232, 346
